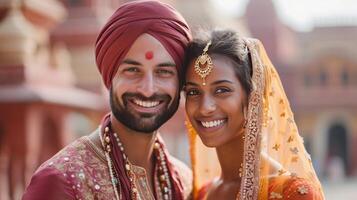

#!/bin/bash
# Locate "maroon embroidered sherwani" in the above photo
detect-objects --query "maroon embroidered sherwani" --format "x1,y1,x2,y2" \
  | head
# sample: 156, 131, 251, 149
22, 129, 192, 200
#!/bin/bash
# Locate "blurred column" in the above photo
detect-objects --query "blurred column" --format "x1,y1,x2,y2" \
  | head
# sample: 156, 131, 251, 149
0, 0, 106, 199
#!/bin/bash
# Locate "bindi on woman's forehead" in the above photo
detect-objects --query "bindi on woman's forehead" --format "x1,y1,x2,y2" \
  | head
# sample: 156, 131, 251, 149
145, 51, 154, 60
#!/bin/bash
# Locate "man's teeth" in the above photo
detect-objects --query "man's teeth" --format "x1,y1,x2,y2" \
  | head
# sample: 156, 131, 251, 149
201, 120, 225, 128
133, 99, 160, 108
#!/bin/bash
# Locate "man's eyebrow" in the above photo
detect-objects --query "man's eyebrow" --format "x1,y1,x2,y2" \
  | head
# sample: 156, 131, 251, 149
157, 62, 176, 67
121, 59, 176, 68
121, 59, 142, 66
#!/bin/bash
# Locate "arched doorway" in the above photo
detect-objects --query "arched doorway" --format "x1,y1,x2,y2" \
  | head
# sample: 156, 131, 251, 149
325, 123, 349, 180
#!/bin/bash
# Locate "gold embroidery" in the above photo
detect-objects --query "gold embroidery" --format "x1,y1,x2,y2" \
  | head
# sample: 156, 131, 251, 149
269, 192, 283, 199
272, 144, 280, 151
290, 147, 299, 155
278, 169, 286, 176
291, 156, 298, 162
287, 136, 294, 143
239, 38, 264, 200
297, 185, 308, 195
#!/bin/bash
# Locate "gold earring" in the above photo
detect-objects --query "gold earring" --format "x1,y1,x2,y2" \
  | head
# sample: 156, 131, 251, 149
194, 40, 213, 86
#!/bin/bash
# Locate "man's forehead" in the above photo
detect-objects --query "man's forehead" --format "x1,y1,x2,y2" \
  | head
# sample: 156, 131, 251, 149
123, 34, 174, 63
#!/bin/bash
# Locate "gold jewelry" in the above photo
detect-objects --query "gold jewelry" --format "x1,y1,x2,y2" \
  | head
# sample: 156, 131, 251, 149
100, 126, 172, 200
239, 163, 243, 178
100, 127, 121, 200
194, 40, 213, 86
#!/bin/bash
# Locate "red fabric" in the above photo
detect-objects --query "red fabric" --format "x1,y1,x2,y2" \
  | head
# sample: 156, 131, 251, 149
22, 167, 74, 200
95, 0, 191, 89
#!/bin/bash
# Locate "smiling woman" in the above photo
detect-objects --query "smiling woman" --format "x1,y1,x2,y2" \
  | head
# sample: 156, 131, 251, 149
183, 29, 324, 200
185, 53, 248, 148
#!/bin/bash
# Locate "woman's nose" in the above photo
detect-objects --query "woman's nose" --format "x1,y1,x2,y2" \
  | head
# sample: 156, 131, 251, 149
199, 95, 216, 116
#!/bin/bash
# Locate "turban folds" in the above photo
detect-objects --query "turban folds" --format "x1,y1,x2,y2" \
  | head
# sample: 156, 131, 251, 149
95, 0, 192, 89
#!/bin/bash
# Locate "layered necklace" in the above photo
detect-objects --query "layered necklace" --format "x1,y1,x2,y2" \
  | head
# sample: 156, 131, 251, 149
99, 126, 172, 200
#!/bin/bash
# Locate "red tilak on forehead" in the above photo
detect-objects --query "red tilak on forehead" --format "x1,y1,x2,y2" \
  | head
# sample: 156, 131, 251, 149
145, 51, 154, 60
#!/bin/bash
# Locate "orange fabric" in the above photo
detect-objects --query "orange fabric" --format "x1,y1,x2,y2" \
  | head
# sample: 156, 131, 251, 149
266, 176, 323, 200
196, 176, 323, 200
196, 182, 212, 200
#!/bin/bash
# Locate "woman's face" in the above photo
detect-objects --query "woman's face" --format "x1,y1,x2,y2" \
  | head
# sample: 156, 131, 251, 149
185, 54, 247, 147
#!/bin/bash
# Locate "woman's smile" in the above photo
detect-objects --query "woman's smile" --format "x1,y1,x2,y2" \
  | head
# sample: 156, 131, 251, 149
196, 118, 227, 132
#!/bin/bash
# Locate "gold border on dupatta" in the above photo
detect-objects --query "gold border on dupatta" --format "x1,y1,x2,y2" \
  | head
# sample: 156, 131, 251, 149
239, 38, 265, 200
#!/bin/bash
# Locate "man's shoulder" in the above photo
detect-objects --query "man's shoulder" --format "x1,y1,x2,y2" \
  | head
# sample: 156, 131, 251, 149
37, 136, 87, 171
23, 129, 113, 199
37, 129, 103, 173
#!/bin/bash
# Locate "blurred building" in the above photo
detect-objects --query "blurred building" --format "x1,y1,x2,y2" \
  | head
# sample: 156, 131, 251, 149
245, 0, 357, 181
0, 0, 356, 199
0, 0, 107, 199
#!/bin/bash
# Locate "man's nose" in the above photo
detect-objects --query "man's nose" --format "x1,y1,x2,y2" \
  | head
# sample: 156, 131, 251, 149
136, 73, 158, 97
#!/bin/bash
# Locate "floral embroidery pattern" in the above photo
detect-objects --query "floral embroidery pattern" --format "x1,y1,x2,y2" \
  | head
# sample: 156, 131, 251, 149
269, 192, 283, 199
297, 185, 309, 195
239, 39, 265, 200
35, 130, 192, 200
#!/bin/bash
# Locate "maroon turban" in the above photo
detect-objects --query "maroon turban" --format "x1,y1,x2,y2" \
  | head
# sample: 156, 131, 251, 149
95, 0, 192, 89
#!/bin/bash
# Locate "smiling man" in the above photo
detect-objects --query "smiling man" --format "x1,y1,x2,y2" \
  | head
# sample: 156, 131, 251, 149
22, 1, 192, 200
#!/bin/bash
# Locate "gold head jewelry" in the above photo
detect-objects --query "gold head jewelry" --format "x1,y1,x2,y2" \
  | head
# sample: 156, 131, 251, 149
194, 40, 213, 86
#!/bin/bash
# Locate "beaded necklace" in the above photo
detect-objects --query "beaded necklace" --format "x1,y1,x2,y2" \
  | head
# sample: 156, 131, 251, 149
100, 126, 172, 200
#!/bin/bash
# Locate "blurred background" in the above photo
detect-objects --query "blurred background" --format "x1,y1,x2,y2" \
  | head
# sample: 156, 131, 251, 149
0, 0, 356, 199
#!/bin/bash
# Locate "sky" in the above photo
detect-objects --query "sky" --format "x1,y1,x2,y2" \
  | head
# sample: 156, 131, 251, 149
210, 0, 357, 31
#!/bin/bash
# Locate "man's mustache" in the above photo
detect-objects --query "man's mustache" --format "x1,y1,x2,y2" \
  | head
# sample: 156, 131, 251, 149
122, 93, 171, 103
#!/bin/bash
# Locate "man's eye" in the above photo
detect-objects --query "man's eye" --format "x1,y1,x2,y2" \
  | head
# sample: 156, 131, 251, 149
157, 69, 174, 75
124, 67, 139, 73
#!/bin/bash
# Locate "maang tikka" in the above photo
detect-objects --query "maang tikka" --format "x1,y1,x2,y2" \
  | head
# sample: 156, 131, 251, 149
194, 40, 213, 86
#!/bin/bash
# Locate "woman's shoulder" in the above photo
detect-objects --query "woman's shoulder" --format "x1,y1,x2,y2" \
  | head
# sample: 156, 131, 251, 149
265, 175, 324, 200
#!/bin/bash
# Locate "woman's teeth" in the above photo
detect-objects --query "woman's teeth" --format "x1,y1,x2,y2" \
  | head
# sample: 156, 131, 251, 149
201, 119, 225, 128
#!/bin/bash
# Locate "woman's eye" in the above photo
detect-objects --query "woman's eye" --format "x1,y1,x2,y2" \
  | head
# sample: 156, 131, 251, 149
186, 89, 200, 96
215, 87, 231, 94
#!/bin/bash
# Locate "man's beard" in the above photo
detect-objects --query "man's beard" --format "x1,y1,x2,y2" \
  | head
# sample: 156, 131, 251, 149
110, 89, 180, 134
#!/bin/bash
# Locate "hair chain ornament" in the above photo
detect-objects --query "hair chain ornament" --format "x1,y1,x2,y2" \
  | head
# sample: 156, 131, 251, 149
194, 40, 213, 86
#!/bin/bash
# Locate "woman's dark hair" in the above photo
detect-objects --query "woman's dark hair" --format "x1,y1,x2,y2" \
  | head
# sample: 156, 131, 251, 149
182, 29, 253, 96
